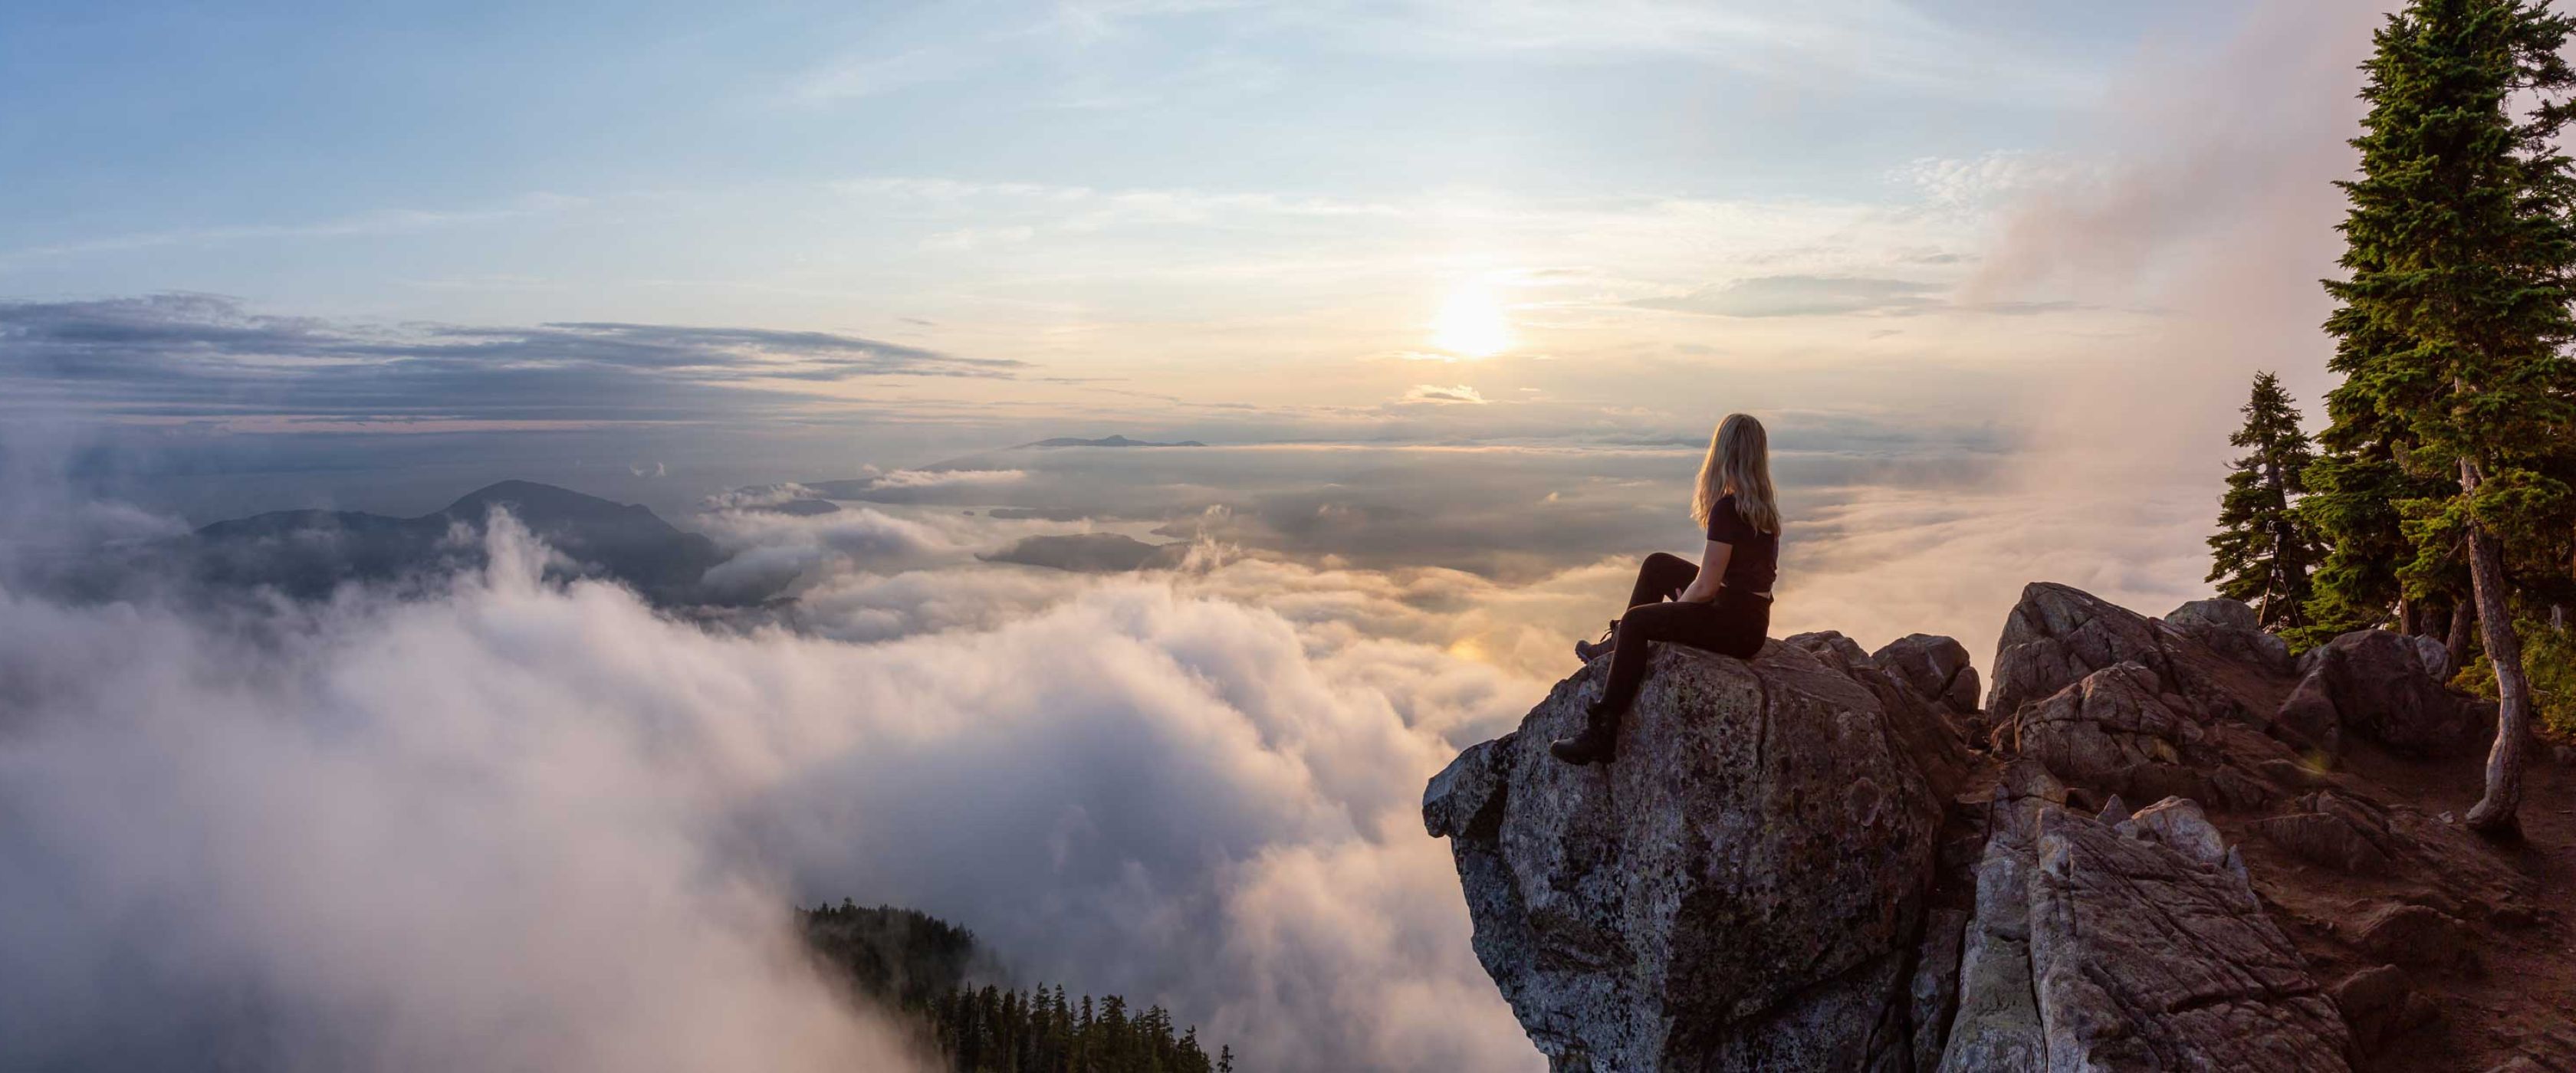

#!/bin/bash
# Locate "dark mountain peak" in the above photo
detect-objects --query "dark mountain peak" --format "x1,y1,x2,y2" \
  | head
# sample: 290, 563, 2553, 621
439, 480, 675, 535
162, 479, 746, 605
192, 509, 409, 540
1017, 435, 1207, 448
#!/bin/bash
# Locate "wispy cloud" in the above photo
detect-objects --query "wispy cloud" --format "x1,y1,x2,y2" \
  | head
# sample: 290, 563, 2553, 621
1401, 383, 1487, 405
1893, 151, 2099, 208
0, 294, 1020, 428
1629, 274, 1942, 318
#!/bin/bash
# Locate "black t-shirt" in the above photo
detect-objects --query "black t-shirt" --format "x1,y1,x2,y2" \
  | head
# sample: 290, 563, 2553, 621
1705, 493, 1779, 593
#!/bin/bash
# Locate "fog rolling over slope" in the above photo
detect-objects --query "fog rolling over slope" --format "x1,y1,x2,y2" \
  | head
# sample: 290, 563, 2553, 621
0, 420, 2227, 1072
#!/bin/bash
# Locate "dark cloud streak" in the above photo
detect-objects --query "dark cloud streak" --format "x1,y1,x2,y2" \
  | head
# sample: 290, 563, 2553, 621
0, 294, 1020, 425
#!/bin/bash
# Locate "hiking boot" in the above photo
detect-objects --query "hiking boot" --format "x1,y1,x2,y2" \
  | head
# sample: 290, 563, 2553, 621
1573, 621, 1617, 664
1549, 701, 1621, 766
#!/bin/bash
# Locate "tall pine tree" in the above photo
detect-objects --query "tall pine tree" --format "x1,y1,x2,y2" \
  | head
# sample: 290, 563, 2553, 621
2323, 0, 2576, 832
2210, 372, 2325, 631
2303, 248, 2453, 644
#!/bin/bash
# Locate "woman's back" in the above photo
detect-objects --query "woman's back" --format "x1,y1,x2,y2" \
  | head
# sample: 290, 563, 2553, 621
1704, 492, 1777, 593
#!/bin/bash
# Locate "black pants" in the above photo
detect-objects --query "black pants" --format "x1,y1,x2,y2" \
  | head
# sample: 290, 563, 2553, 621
1599, 552, 1771, 716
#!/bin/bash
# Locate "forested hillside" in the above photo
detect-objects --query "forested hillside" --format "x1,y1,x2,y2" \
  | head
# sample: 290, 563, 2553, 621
800, 901, 1232, 1073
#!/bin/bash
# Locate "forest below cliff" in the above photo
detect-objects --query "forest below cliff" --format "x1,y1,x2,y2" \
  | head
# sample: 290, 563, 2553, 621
800, 901, 1232, 1073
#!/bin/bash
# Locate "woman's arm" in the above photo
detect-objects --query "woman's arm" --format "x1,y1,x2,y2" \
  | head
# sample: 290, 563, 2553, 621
1677, 540, 1731, 603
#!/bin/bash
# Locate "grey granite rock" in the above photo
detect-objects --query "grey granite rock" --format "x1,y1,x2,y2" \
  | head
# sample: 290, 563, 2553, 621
1432, 582, 2381, 1073
1993, 662, 2283, 811
1424, 641, 1944, 1071
2023, 806, 2351, 1071
1988, 582, 2282, 730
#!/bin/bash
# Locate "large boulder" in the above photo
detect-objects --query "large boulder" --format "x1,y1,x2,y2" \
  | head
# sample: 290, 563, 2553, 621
1785, 631, 1973, 799
2165, 597, 2294, 675
1423, 641, 1946, 1071
1993, 661, 2282, 811
1874, 633, 1983, 714
2245, 789, 2532, 922
1989, 583, 2180, 720
1988, 582, 2291, 733
2275, 628, 2484, 756
2332, 964, 2440, 1053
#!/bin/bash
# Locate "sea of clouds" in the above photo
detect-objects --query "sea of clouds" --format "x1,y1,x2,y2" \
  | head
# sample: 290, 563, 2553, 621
0, 481, 1570, 1071
0, 426, 2226, 1072
0, 2, 2397, 1065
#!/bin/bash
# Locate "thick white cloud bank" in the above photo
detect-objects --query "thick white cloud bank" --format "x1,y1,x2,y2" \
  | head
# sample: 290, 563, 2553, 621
0, 515, 1546, 1072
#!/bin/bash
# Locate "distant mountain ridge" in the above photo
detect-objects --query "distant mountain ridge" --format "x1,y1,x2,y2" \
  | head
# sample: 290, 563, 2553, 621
180, 480, 748, 604
1014, 435, 1206, 448
783, 435, 1208, 502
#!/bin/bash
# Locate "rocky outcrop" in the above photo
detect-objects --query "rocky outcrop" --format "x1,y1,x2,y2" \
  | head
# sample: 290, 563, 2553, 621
2167, 597, 2295, 674
1986, 582, 2282, 730
1989, 582, 2183, 720
2021, 799, 2350, 1070
2275, 629, 2484, 756
1424, 641, 1944, 1071
1434, 581, 2554, 1072
1937, 761, 2348, 1072
1874, 633, 1983, 714
1784, 631, 1973, 800
1993, 661, 2283, 811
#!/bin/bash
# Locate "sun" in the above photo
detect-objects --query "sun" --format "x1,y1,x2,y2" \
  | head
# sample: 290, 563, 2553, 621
1430, 286, 1513, 359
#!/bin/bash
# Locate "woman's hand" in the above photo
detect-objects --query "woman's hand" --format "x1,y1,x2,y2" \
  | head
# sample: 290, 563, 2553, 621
1677, 539, 1731, 603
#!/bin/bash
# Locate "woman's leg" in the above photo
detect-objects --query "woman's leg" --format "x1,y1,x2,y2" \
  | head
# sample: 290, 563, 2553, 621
1625, 552, 1700, 609
1579, 553, 1702, 664
1556, 599, 1726, 766
1598, 601, 1710, 714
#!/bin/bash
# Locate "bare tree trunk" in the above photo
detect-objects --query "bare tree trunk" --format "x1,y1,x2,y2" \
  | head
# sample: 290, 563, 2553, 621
2446, 601, 2476, 678
2463, 460, 2535, 835
2397, 595, 2417, 635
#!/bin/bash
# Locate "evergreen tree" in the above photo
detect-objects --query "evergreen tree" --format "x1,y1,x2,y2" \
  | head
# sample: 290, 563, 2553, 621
2323, 0, 2576, 832
2209, 372, 2325, 630
798, 904, 1224, 1072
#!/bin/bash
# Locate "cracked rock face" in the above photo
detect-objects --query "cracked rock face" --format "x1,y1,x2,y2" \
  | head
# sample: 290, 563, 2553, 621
2026, 803, 2351, 1071
1989, 582, 2184, 721
1947, 789, 2351, 1072
1996, 661, 2282, 812
1423, 641, 1944, 1072
1785, 631, 1974, 801
1987, 582, 2286, 730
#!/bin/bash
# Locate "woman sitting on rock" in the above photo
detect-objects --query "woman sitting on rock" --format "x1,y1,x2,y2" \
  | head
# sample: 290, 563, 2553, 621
1551, 412, 1779, 766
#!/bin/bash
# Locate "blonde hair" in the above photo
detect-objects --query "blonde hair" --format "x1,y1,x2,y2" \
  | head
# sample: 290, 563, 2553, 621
1691, 413, 1779, 534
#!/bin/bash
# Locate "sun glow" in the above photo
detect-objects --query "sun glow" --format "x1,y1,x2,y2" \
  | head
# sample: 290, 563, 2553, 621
1430, 287, 1513, 359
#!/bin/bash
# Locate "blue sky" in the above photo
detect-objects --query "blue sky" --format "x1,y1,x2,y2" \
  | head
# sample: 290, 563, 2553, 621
6, 2, 2208, 306
1, 0, 2375, 522
8, 2, 2176, 217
